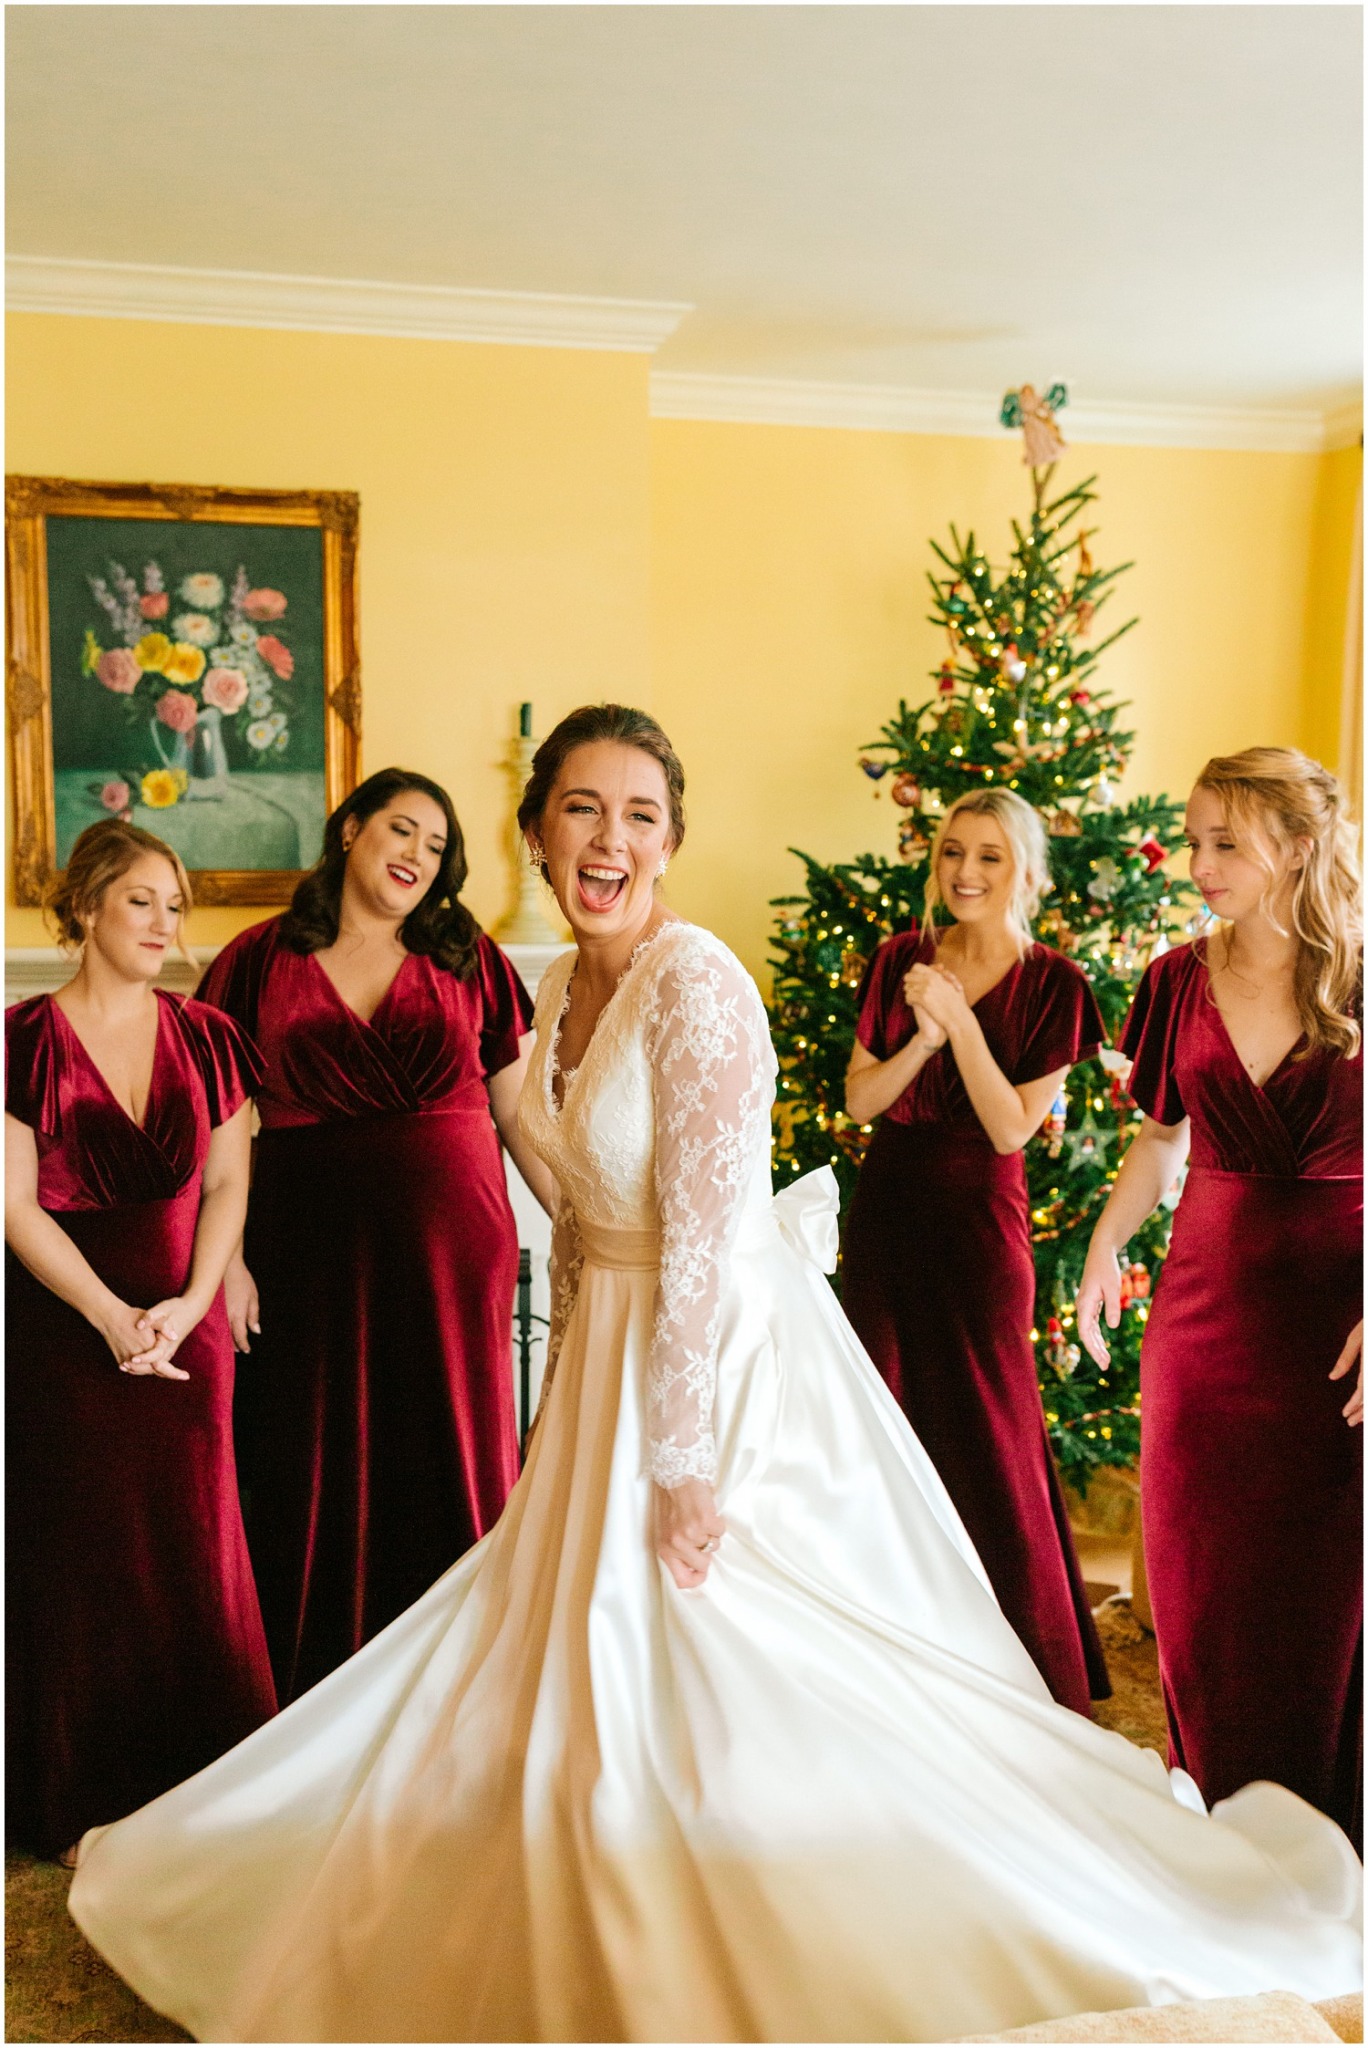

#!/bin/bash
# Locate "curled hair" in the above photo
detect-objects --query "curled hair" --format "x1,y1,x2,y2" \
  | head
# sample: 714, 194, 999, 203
279, 768, 481, 979
1195, 747, 1361, 1059
923, 788, 1050, 954
47, 820, 196, 969
516, 704, 686, 873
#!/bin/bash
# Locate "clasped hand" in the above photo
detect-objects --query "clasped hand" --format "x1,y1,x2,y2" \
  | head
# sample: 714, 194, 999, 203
101, 1294, 198, 1380
902, 962, 969, 1048
654, 1477, 726, 1588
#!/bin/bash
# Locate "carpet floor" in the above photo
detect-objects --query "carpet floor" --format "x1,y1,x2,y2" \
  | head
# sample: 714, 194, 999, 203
6, 1600, 1166, 2045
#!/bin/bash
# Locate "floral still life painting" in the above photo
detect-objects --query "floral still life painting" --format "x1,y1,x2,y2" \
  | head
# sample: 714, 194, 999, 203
7, 478, 360, 906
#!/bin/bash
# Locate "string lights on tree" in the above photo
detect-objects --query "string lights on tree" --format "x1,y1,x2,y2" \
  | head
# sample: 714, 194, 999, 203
768, 393, 1197, 1486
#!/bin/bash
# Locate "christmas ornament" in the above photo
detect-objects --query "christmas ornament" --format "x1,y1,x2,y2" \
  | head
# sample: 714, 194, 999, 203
1042, 1087, 1067, 1157
859, 757, 889, 781
1086, 856, 1122, 903
1074, 600, 1096, 635
1044, 1317, 1081, 1378
1077, 531, 1094, 578
1092, 777, 1117, 809
1002, 642, 1028, 685
1064, 1112, 1113, 1169
1046, 808, 1083, 837
1136, 837, 1166, 873
999, 381, 1069, 467
938, 663, 957, 695
891, 774, 922, 809
1068, 687, 1091, 707
897, 818, 929, 862
1118, 1262, 1151, 1309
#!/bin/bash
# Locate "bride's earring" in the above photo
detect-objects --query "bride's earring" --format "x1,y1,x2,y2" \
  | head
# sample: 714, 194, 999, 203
657, 858, 669, 879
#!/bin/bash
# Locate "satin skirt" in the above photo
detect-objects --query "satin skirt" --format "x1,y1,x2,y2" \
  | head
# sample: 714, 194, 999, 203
1142, 1165, 1363, 1842
843, 1120, 1108, 1715
69, 1175, 1361, 2043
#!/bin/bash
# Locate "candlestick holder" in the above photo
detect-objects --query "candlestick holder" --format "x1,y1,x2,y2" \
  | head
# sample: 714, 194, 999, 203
495, 702, 564, 946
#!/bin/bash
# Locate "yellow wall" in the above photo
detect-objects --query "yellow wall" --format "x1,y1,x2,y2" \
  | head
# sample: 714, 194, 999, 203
652, 420, 1360, 978
5, 312, 653, 950
7, 310, 1359, 984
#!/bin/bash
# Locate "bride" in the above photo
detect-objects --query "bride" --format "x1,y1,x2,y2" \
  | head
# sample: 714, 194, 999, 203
70, 704, 1360, 2044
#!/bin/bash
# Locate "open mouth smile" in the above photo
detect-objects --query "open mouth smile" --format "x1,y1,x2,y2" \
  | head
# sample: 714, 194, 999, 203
387, 864, 419, 890
578, 865, 629, 912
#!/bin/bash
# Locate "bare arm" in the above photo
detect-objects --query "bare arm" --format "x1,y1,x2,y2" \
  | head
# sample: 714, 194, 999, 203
844, 960, 959, 1124
4, 1112, 177, 1375
1076, 1114, 1190, 1365
488, 1033, 557, 1219
139, 1103, 255, 1366
844, 1033, 942, 1124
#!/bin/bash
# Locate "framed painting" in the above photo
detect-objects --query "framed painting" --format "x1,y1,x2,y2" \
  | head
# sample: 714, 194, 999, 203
6, 476, 360, 906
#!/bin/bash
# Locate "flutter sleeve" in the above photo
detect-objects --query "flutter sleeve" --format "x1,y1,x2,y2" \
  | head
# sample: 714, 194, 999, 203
476, 935, 535, 1079
645, 937, 774, 1488
1015, 953, 1107, 1082
854, 935, 907, 1060
5, 998, 61, 1138
195, 919, 277, 1040
1120, 949, 1188, 1126
180, 1001, 265, 1128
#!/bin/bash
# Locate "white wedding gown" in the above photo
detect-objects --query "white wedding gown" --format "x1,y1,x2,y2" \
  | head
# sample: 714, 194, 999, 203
70, 922, 1360, 2043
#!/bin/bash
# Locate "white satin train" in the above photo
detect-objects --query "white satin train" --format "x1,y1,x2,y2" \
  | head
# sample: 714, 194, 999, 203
69, 1170, 1361, 2042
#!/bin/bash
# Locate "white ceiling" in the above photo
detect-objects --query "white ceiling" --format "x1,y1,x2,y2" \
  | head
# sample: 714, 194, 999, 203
6, 5, 1362, 415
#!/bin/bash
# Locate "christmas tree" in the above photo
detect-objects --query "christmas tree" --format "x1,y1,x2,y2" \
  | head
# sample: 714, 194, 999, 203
768, 393, 1196, 1487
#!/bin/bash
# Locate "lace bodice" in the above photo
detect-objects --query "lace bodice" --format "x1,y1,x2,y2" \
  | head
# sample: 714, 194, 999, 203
519, 922, 777, 1485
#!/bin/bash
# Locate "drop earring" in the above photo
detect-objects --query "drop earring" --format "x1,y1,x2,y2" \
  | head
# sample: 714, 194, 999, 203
657, 858, 669, 879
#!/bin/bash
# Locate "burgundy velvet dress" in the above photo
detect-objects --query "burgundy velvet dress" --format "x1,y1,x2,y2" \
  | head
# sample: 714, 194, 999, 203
5, 992, 277, 1858
1123, 939, 1362, 1841
842, 927, 1111, 1717
197, 919, 533, 1703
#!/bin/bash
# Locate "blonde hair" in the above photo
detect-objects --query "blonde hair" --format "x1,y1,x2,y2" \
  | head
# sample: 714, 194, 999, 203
1195, 747, 1361, 1059
47, 820, 197, 972
923, 788, 1050, 954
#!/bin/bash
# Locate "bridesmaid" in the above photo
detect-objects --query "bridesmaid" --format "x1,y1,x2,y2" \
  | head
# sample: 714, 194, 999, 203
1079, 747, 1361, 1841
842, 788, 1110, 1716
5, 822, 275, 1862
199, 768, 555, 1702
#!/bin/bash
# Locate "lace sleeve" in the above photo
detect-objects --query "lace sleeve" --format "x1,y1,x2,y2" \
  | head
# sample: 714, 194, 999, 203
646, 939, 773, 1488
536, 1194, 584, 1424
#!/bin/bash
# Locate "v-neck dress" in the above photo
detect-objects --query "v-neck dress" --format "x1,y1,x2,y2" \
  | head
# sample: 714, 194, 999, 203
4, 990, 276, 1857
1122, 939, 1362, 1843
197, 917, 533, 1702
842, 926, 1110, 1717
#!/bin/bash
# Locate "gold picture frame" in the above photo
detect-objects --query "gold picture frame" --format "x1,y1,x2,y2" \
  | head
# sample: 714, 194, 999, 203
6, 475, 361, 907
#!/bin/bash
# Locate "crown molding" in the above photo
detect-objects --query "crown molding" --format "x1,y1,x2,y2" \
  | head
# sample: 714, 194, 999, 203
1321, 399, 1365, 452
6, 255, 691, 354
649, 371, 1362, 455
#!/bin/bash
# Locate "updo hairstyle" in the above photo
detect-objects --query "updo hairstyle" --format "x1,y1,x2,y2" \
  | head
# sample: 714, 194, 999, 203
47, 820, 195, 964
517, 704, 686, 879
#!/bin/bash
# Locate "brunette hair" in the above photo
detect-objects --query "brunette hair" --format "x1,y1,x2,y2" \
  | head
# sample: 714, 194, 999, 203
47, 820, 196, 967
1195, 747, 1361, 1059
516, 704, 686, 872
278, 768, 482, 979
922, 788, 1050, 954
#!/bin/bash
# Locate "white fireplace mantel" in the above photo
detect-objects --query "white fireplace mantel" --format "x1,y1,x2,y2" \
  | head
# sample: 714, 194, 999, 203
5, 940, 566, 1430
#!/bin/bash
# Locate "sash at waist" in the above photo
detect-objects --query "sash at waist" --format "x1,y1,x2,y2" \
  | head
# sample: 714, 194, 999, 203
578, 1220, 661, 1271
574, 1169, 838, 1277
